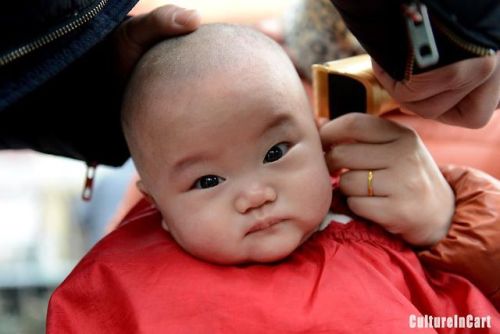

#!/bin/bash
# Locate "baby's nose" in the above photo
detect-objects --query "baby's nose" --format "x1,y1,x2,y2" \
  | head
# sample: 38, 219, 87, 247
234, 184, 277, 214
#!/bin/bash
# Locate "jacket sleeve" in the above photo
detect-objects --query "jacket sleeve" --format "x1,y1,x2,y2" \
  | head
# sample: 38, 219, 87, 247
0, 35, 130, 166
0, 1, 137, 167
417, 165, 500, 309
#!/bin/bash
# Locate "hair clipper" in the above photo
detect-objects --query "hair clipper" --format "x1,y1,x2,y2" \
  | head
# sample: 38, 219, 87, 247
312, 54, 399, 119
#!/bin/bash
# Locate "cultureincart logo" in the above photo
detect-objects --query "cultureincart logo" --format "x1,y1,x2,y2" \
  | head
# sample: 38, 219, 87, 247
409, 314, 492, 329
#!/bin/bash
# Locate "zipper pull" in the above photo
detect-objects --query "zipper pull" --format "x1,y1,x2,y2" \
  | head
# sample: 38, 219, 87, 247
82, 162, 97, 201
403, 1, 439, 68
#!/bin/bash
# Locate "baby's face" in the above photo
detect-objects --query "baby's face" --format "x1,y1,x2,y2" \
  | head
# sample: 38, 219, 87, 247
138, 68, 332, 264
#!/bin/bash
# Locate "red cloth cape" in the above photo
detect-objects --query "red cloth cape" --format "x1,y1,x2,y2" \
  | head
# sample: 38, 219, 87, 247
47, 199, 499, 333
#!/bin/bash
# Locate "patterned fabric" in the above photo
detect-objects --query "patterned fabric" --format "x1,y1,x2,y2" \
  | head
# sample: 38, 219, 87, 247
283, 0, 364, 81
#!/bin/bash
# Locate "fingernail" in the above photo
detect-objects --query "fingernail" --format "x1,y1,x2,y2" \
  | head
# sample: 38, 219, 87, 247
174, 9, 199, 26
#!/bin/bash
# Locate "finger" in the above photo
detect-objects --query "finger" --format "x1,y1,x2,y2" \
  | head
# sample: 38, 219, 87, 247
373, 59, 451, 101
373, 57, 492, 103
396, 55, 497, 120
340, 169, 391, 197
346, 196, 402, 233
125, 5, 201, 48
398, 87, 475, 120
325, 142, 397, 171
320, 113, 407, 149
315, 116, 329, 130
437, 53, 500, 128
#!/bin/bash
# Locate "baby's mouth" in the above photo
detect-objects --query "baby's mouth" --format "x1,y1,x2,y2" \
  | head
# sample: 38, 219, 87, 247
246, 218, 283, 235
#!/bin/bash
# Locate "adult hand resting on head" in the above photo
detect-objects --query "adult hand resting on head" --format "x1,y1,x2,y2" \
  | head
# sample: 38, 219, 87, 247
320, 113, 455, 246
372, 52, 500, 129
114, 5, 201, 79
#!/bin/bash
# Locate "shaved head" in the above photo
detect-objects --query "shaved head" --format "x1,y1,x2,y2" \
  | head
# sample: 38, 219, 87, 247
122, 23, 295, 128
121, 23, 307, 184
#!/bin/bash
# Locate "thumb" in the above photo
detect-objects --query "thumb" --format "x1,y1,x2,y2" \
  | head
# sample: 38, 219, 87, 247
114, 5, 201, 78
125, 5, 201, 47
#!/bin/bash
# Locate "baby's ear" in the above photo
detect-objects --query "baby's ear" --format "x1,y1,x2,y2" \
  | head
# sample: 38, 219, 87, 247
136, 180, 169, 232
136, 180, 156, 206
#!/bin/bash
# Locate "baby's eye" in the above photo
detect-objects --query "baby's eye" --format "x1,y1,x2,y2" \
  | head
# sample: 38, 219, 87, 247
193, 175, 226, 189
264, 142, 290, 163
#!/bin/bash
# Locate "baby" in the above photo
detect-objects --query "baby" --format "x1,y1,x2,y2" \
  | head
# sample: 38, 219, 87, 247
121, 23, 451, 264
47, 24, 498, 333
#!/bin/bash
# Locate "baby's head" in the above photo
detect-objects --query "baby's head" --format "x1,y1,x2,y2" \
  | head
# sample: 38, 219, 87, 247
122, 24, 332, 264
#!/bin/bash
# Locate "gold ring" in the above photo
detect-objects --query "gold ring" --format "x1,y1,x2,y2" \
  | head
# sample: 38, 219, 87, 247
367, 170, 374, 196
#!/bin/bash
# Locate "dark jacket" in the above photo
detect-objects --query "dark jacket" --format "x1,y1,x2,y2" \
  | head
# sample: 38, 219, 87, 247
330, 0, 500, 81
0, 0, 138, 166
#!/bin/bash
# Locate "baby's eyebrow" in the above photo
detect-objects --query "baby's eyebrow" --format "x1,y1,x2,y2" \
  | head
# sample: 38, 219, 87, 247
172, 152, 211, 176
259, 113, 294, 137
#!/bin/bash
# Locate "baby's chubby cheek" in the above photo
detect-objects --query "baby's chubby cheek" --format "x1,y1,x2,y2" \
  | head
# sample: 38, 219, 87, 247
159, 205, 233, 253
312, 178, 333, 221
292, 166, 332, 224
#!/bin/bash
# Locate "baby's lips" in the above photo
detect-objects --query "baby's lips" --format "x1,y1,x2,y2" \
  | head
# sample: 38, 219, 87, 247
246, 218, 282, 235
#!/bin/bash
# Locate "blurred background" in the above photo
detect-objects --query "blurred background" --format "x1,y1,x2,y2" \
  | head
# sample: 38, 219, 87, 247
0, 153, 136, 333
0, 1, 291, 333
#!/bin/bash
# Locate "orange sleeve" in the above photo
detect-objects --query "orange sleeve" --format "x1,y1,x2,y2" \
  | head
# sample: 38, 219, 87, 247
418, 165, 500, 309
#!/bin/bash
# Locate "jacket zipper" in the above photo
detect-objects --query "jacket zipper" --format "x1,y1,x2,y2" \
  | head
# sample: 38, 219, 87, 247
404, 45, 415, 81
82, 161, 98, 201
431, 18, 496, 57
0, 0, 109, 66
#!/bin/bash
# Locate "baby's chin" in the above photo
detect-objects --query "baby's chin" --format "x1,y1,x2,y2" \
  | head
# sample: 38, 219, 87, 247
205, 251, 296, 266
245, 249, 296, 264
189, 239, 299, 266
238, 233, 315, 265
